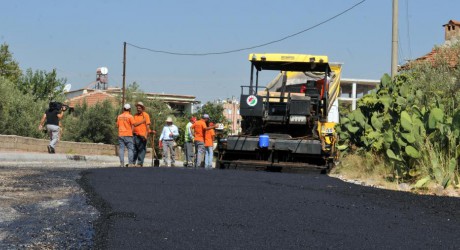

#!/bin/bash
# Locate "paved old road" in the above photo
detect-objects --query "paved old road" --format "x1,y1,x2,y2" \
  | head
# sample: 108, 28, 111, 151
82, 167, 460, 249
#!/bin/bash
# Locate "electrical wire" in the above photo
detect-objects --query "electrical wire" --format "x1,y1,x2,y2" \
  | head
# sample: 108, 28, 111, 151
405, 0, 412, 59
398, 33, 405, 65
127, 0, 367, 56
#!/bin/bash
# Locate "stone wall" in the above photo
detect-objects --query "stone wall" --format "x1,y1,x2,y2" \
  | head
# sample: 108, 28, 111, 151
0, 135, 116, 156
0, 135, 184, 159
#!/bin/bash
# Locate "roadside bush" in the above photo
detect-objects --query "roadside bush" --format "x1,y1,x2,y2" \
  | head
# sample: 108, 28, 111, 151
337, 43, 460, 188
0, 77, 47, 138
62, 101, 118, 144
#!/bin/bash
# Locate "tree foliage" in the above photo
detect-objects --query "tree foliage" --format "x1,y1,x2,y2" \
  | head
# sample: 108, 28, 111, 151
0, 77, 47, 138
61, 101, 118, 144
193, 102, 231, 135
18, 68, 67, 101
0, 43, 21, 83
193, 102, 226, 124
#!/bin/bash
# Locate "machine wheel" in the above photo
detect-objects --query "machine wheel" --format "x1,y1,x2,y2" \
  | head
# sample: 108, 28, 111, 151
321, 160, 335, 174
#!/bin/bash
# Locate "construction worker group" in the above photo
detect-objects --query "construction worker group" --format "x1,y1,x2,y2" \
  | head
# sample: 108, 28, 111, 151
116, 101, 218, 168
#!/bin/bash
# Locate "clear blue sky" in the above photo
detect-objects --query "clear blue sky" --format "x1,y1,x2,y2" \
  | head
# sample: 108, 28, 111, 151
1, 0, 459, 102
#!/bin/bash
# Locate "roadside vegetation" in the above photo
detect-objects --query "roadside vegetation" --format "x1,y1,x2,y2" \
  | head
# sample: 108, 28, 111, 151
335, 42, 460, 191
0, 42, 230, 157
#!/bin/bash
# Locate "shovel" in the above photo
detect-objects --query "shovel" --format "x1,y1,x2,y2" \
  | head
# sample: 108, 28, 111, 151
151, 120, 160, 167
152, 146, 160, 167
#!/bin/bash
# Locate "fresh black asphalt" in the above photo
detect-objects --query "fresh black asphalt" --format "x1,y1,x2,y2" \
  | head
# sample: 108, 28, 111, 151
80, 167, 460, 249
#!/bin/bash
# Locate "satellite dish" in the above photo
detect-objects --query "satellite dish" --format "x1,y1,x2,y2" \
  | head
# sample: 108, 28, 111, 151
63, 84, 72, 93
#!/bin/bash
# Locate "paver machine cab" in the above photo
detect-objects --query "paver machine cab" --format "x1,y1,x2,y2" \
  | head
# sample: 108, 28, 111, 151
217, 53, 342, 171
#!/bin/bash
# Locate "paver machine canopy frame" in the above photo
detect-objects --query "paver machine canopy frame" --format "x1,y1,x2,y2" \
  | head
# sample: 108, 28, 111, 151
217, 53, 341, 171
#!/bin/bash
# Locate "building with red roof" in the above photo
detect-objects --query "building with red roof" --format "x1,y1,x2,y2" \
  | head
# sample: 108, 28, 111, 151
65, 87, 198, 114
400, 20, 460, 71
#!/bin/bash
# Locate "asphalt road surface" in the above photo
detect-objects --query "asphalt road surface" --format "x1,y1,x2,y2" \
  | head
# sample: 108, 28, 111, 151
82, 167, 460, 249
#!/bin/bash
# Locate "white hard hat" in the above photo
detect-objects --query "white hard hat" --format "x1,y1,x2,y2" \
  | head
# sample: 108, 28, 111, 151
124, 103, 131, 110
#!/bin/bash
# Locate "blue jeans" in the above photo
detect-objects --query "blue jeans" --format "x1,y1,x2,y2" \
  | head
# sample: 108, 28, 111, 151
133, 135, 147, 166
205, 146, 213, 169
118, 136, 134, 166
194, 141, 205, 168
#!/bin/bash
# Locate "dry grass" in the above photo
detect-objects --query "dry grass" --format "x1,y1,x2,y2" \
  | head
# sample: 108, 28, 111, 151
331, 153, 388, 179
330, 153, 460, 197
330, 153, 401, 191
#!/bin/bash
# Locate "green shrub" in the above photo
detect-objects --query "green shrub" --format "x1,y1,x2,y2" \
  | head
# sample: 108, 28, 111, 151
0, 77, 48, 138
337, 43, 460, 188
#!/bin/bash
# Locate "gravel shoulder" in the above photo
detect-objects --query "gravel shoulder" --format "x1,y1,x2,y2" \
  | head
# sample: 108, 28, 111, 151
0, 151, 120, 249
0, 166, 98, 249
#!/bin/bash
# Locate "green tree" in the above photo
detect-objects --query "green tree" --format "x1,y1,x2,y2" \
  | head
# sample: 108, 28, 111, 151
18, 68, 67, 101
193, 102, 231, 135
193, 102, 226, 124
0, 77, 47, 138
122, 82, 176, 134
62, 100, 118, 144
0, 43, 21, 83
125, 81, 146, 104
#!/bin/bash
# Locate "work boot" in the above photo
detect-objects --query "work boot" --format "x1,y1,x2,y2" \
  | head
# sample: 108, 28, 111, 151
47, 145, 52, 154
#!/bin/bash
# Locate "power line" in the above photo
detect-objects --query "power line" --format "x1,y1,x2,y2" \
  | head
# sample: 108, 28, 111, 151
127, 0, 367, 56
405, 0, 412, 59
398, 33, 405, 65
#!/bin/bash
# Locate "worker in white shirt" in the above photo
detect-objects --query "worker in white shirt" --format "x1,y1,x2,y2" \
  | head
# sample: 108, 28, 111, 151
159, 117, 179, 167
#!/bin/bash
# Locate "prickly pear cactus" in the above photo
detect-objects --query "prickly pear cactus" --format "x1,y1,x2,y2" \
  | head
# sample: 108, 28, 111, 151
337, 73, 459, 187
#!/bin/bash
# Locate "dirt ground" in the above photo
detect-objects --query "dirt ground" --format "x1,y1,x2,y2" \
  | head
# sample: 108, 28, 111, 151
0, 165, 99, 249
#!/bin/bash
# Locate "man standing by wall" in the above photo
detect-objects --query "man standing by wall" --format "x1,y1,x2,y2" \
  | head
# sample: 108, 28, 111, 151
204, 122, 216, 169
183, 116, 196, 167
133, 102, 151, 167
159, 117, 179, 167
117, 104, 135, 167
38, 101, 64, 154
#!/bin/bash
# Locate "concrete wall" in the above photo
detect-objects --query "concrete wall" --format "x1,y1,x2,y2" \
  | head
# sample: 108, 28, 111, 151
0, 135, 117, 156
0, 135, 184, 160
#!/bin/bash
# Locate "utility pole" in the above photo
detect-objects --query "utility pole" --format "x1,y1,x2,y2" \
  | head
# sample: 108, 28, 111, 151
122, 42, 127, 108
391, 0, 399, 78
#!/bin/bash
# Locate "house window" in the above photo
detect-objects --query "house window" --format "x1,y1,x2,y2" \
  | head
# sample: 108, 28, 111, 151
448, 26, 451, 31
453, 26, 456, 30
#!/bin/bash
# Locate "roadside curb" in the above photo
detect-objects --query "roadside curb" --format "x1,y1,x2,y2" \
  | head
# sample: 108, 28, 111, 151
0, 151, 120, 164
0, 151, 190, 167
